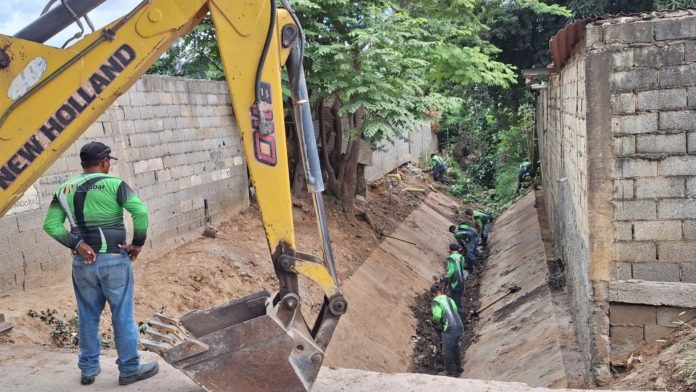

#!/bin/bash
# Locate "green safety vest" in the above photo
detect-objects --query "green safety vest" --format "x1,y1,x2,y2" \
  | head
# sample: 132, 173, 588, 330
454, 224, 477, 244
473, 210, 491, 228
432, 294, 461, 332
431, 155, 445, 169
445, 252, 467, 289
44, 173, 148, 253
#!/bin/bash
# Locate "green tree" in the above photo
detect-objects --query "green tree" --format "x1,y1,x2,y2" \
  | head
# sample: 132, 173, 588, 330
655, 0, 696, 9
296, 0, 526, 213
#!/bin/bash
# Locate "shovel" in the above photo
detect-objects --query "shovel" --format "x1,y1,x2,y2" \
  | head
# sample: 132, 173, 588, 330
469, 285, 521, 318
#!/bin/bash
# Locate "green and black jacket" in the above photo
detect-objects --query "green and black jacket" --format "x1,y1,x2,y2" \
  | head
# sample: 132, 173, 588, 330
43, 173, 148, 253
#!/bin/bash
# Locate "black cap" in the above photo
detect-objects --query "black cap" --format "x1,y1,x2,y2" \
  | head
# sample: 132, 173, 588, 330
449, 243, 460, 251
80, 142, 117, 163
430, 283, 442, 294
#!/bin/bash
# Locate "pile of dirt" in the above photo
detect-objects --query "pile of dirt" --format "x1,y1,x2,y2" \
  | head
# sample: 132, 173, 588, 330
607, 319, 696, 391
361, 164, 430, 236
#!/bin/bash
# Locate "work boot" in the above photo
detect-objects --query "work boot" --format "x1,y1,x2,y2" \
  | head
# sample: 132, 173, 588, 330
81, 368, 101, 385
118, 362, 159, 385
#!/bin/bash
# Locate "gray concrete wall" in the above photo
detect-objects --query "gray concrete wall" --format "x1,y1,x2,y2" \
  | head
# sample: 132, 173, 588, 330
538, 10, 696, 385
0, 75, 249, 292
596, 11, 696, 367
364, 121, 437, 182
537, 38, 593, 381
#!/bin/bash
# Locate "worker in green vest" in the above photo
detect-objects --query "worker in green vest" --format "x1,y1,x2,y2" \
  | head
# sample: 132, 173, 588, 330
517, 158, 534, 194
465, 208, 493, 248
430, 153, 446, 182
440, 243, 468, 318
449, 223, 479, 269
431, 283, 464, 377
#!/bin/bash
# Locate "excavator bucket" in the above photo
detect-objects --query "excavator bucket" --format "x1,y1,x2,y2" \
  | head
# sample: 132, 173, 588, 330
141, 291, 334, 392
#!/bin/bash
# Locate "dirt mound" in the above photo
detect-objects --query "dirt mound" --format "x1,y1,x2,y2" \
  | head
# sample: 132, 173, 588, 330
607, 319, 696, 391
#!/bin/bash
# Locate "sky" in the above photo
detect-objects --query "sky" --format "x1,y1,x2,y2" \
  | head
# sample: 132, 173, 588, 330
0, 0, 141, 47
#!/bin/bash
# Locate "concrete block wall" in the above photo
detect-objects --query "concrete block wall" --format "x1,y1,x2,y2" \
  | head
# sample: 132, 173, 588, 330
609, 304, 696, 362
0, 75, 249, 292
537, 39, 593, 377
606, 15, 696, 284
365, 122, 436, 182
537, 9, 696, 384
600, 11, 696, 367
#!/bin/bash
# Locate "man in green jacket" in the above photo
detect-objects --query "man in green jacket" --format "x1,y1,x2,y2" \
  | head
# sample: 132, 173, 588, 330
431, 283, 464, 377
43, 142, 158, 386
517, 158, 534, 194
465, 208, 493, 248
430, 153, 446, 183
449, 223, 479, 269
440, 243, 468, 318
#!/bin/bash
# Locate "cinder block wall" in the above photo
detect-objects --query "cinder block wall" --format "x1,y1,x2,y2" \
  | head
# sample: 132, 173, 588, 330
365, 122, 436, 182
538, 10, 696, 385
537, 40, 593, 378
0, 75, 249, 292
601, 11, 696, 365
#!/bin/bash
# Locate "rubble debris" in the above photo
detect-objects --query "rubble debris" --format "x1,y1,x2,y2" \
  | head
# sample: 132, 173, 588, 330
410, 250, 486, 375
27, 309, 79, 348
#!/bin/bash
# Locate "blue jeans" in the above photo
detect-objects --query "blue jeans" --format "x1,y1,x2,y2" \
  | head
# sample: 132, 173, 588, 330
72, 252, 140, 376
432, 165, 445, 182
450, 286, 464, 318
481, 222, 492, 246
442, 323, 463, 374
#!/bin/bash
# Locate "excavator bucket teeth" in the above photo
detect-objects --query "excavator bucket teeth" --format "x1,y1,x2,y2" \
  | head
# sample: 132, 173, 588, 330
140, 291, 325, 392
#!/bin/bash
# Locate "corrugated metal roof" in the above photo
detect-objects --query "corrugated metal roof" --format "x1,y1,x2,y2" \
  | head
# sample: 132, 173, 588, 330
548, 8, 696, 71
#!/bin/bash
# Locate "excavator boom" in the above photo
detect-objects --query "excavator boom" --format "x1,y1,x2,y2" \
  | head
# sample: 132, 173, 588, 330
0, 1, 345, 390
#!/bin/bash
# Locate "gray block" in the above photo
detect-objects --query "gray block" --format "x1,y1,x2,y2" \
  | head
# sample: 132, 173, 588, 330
636, 89, 687, 111
616, 222, 633, 241
614, 136, 636, 156
615, 242, 657, 262
139, 106, 155, 120
659, 242, 696, 262
687, 177, 696, 197
613, 262, 633, 280
605, 22, 654, 43
635, 177, 684, 198
636, 133, 686, 154
633, 262, 681, 282
655, 16, 696, 41
658, 64, 696, 88
684, 220, 696, 240
616, 158, 657, 178
612, 113, 658, 135
0, 216, 19, 234
659, 156, 696, 176
615, 179, 634, 199
634, 220, 682, 241
681, 263, 696, 283
17, 211, 46, 233
689, 132, 696, 153
611, 69, 658, 92
6, 231, 37, 249
659, 199, 696, 219
123, 106, 141, 121
616, 199, 656, 220
659, 110, 696, 131
612, 93, 636, 114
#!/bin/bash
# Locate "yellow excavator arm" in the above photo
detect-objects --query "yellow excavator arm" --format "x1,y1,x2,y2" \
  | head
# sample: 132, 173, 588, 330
0, 1, 346, 390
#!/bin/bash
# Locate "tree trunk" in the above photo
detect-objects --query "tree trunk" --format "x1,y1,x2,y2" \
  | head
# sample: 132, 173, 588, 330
317, 95, 365, 217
